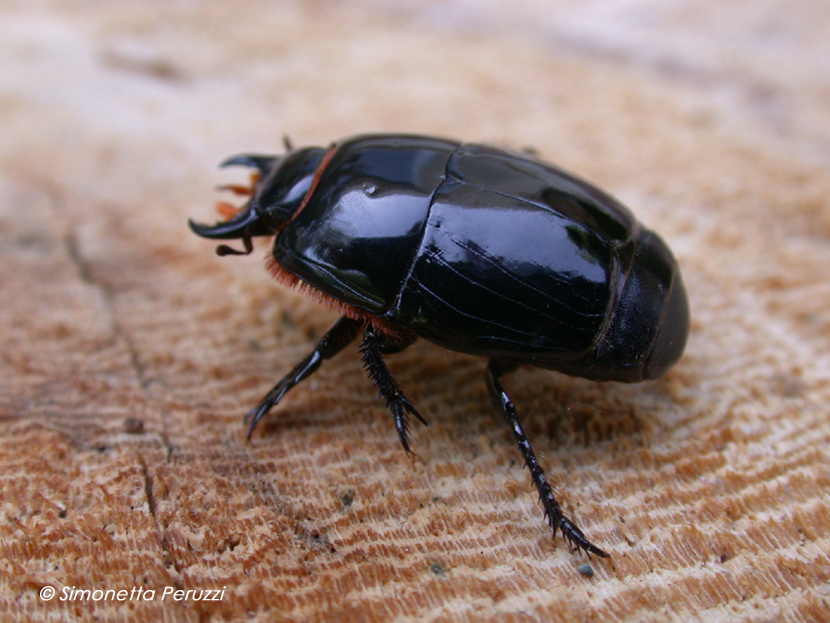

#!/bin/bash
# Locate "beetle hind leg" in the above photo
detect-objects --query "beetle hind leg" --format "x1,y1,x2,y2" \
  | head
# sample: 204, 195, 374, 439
244, 316, 363, 438
359, 325, 425, 454
486, 359, 609, 558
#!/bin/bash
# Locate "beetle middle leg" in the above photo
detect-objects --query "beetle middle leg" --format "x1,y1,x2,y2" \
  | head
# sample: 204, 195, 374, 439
486, 359, 609, 558
244, 316, 363, 438
359, 324, 426, 454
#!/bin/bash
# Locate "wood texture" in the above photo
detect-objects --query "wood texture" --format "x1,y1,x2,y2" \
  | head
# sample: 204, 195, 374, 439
1, 1, 829, 621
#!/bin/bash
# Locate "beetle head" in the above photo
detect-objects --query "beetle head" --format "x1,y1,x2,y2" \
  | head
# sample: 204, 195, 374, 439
189, 146, 327, 256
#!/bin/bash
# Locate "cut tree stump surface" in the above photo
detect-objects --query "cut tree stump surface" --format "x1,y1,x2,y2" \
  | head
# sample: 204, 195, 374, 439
1, 2, 829, 622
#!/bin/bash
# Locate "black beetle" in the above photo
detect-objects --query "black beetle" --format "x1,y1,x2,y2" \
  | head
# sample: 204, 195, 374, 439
190, 134, 690, 558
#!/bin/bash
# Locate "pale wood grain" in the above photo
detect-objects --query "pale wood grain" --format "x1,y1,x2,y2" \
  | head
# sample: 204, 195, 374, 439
1, 2, 829, 621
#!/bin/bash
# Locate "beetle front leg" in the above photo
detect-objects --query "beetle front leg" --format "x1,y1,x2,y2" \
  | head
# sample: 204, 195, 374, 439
359, 325, 426, 454
486, 359, 609, 558
244, 316, 363, 438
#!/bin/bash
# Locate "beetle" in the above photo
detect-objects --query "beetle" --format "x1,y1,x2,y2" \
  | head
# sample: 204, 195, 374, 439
189, 133, 690, 558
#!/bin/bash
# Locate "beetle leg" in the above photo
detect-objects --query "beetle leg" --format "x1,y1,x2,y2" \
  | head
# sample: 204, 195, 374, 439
359, 325, 425, 455
486, 359, 609, 558
244, 316, 363, 439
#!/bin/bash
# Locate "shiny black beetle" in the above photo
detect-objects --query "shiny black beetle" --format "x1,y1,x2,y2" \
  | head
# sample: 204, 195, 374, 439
190, 134, 690, 558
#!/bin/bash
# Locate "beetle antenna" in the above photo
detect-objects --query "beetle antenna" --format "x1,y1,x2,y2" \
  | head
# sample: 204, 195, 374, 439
283, 135, 293, 151
216, 224, 255, 256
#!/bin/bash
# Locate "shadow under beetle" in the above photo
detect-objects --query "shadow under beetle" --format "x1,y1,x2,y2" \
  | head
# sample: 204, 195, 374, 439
190, 134, 690, 558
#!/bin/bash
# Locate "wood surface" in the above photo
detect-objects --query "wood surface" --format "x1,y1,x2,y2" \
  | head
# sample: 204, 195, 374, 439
1, 1, 829, 621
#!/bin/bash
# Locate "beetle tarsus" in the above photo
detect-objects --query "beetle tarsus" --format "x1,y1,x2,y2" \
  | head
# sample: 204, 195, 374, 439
359, 325, 424, 454
244, 316, 362, 438
558, 516, 609, 558
486, 359, 609, 558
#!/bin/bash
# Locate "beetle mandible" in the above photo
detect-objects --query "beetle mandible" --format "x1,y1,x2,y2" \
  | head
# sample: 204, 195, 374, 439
190, 134, 690, 558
